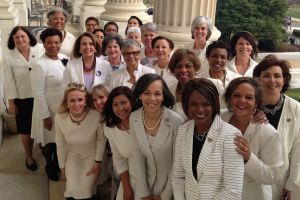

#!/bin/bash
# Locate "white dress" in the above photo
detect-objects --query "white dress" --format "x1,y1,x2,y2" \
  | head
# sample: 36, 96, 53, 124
30, 53, 67, 145
227, 56, 258, 77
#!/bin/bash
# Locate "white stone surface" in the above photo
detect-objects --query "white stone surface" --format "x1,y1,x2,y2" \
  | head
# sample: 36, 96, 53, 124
13, 0, 28, 25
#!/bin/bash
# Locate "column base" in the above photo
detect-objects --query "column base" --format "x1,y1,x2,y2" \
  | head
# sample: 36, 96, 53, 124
14, 0, 28, 25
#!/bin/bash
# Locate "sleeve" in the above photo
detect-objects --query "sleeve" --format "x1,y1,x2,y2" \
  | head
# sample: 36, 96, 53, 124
103, 62, 112, 86
95, 123, 107, 162
245, 129, 283, 184
62, 62, 72, 89
30, 61, 51, 119
3, 58, 18, 99
54, 115, 67, 168
214, 130, 244, 200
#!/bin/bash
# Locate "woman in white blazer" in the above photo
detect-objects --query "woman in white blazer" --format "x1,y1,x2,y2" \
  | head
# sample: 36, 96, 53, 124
4, 26, 43, 171
222, 77, 283, 199
172, 78, 244, 200
63, 32, 112, 91
253, 55, 300, 200
130, 74, 184, 199
31, 28, 68, 181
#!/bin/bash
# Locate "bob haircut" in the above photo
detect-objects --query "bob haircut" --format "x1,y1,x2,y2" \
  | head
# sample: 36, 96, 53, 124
132, 74, 175, 111
224, 77, 263, 110
102, 34, 123, 56
253, 54, 291, 93
230, 31, 258, 59
47, 8, 68, 26
90, 84, 110, 109
103, 86, 133, 128
182, 78, 220, 119
191, 16, 213, 40
206, 40, 230, 60
58, 82, 89, 115
141, 22, 158, 34
7, 26, 37, 50
104, 21, 119, 33
73, 32, 100, 58
85, 16, 100, 25
168, 49, 201, 74
40, 28, 63, 43
151, 35, 174, 50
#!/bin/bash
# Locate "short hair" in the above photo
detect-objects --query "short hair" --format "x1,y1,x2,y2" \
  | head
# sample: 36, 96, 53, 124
102, 34, 123, 55
168, 49, 201, 74
104, 21, 119, 33
182, 78, 220, 119
224, 77, 263, 111
253, 54, 291, 93
58, 82, 90, 114
141, 22, 158, 34
122, 39, 141, 53
103, 86, 133, 128
73, 32, 100, 58
151, 36, 174, 50
93, 28, 105, 37
90, 84, 111, 110
132, 74, 175, 111
127, 27, 141, 36
125, 16, 143, 35
85, 17, 99, 25
206, 40, 230, 59
47, 8, 68, 26
39, 28, 63, 43
7, 26, 37, 50
191, 16, 213, 40
230, 31, 258, 59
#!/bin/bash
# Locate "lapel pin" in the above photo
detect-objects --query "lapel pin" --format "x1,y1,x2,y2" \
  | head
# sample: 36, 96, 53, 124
287, 118, 291, 122
96, 70, 101, 77
207, 137, 212, 142
32, 55, 35, 58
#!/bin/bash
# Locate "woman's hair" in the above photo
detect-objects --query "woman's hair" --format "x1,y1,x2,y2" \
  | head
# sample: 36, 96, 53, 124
7, 26, 37, 49
47, 8, 68, 26
206, 40, 230, 60
104, 21, 119, 33
151, 35, 174, 50
191, 16, 213, 40
127, 27, 141, 36
58, 83, 89, 114
125, 16, 143, 35
253, 54, 291, 93
93, 28, 105, 37
40, 28, 63, 43
103, 86, 133, 128
132, 74, 175, 111
102, 34, 123, 56
122, 39, 141, 53
224, 77, 263, 110
85, 17, 100, 26
90, 84, 111, 110
182, 78, 220, 119
141, 22, 158, 34
230, 31, 258, 59
72, 32, 100, 58
168, 49, 201, 74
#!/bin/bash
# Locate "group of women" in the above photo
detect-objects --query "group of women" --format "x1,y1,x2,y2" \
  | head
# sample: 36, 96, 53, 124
3, 7, 300, 200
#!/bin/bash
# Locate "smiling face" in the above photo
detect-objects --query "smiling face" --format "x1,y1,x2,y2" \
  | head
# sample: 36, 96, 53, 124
92, 91, 108, 113
174, 57, 196, 85
50, 12, 65, 31
154, 39, 172, 61
235, 37, 253, 58
13, 29, 30, 50
43, 35, 61, 58
140, 80, 164, 113
80, 36, 96, 57
128, 18, 140, 28
127, 32, 142, 44
105, 24, 118, 35
94, 31, 104, 45
207, 48, 228, 73
142, 30, 157, 48
193, 23, 208, 42
86, 20, 99, 32
67, 90, 87, 117
259, 65, 285, 96
122, 46, 140, 68
106, 40, 121, 59
112, 94, 132, 121
188, 90, 213, 130
230, 83, 257, 119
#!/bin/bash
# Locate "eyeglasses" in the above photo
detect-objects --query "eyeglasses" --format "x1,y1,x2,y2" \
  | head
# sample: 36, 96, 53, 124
67, 82, 87, 90
123, 51, 140, 57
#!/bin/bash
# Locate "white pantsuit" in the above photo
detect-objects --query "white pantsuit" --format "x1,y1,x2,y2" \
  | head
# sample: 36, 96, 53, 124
130, 107, 184, 200
172, 115, 244, 200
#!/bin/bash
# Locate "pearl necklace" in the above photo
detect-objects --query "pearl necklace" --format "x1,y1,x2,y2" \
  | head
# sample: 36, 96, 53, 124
70, 111, 87, 125
142, 107, 164, 131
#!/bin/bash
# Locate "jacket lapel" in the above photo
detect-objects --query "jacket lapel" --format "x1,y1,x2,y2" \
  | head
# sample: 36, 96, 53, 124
76, 58, 84, 83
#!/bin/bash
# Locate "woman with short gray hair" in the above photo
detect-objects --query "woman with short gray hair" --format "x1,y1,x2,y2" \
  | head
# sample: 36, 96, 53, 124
140, 22, 158, 67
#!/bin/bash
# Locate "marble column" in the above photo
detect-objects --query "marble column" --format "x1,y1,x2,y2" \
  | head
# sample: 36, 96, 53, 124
154, 0, 220, 47
13, 0, 28, 25
79, 0, 106, 32
100, 0, 151, 37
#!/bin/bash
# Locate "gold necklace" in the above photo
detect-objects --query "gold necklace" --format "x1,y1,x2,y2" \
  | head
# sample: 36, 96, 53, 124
142, 107, 164, 131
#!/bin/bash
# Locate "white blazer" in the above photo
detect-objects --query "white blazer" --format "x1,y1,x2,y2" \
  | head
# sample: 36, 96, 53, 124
172, 115, 244, 200
4, 46, 43, 99
130, 107, 184, 200
272, 95, 300, 199
227, 56, 258, 77
63, 56, 112, 89
221, 111, 283, 200
153, 64, 177, 87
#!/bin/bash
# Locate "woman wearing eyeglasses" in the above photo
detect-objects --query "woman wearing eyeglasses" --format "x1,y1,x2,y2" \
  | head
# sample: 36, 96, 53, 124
110, 39, 154, 89
55, 83, 107, 200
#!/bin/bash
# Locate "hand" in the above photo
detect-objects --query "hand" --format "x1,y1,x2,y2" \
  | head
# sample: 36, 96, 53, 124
123, 185, 134, 200
280, 188, 291, 200
8, 100, 18, 116
86, 163, 101, 180
234, 135, 251, 162
251, 109, 268, 124
43, 117, 52, 130
60, 168, 66, 180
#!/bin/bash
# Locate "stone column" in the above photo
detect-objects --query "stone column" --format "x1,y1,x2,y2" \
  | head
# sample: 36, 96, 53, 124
154, 0, 220, 47
79, 0, 106, 32
13, 0, 28, 25
100, 0, 151, 37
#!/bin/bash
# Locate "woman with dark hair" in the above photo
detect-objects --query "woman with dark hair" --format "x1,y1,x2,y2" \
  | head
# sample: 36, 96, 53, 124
130, 73, 184, 200
125, 16, 143, 35
253, 54, 300, 199
228, 31, 258, 77
30, 28, 68, 180
63, 32, 112, 91
92, 28, 105, 56
104, 21, 119, 35
4, 26, 43, 171
222, 77, 283, 199
172, 78, 244, 199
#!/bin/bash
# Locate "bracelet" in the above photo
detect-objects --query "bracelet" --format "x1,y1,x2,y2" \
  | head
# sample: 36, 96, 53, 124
95, 160, 102, 163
